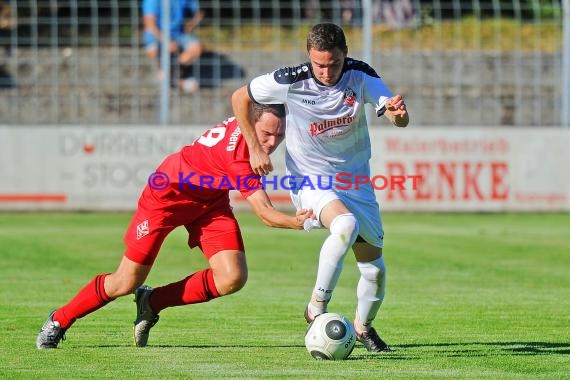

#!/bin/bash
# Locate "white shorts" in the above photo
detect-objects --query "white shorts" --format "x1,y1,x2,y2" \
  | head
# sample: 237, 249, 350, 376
291, 184, 384, 248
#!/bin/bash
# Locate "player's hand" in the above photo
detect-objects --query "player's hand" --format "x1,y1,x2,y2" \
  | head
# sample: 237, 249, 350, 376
386, 95, 407, 115
250, 148, 273, 176
386, 94, 409, 127
295, 208, 315, 229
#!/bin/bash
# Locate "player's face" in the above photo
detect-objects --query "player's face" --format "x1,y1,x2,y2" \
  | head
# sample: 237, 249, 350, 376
255, 113, 285, 154
308, 47, 346, 86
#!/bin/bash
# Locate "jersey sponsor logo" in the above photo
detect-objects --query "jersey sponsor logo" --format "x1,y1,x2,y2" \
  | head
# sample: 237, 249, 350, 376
136, 220, 149, 240
343, 87, 356, 106
309, 116, 354, 136
227, 126, 241, 151
302, 98, 316, 105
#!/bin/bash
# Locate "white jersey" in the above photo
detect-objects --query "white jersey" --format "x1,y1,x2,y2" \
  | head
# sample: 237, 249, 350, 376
248, 58, 393, 184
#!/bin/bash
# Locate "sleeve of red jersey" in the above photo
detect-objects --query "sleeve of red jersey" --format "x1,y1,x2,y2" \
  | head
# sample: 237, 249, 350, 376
226, 138, 263, 198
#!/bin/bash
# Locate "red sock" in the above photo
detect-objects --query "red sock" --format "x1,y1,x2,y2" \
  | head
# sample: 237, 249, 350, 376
149, 269, 220, 314
53, 273, 112, 329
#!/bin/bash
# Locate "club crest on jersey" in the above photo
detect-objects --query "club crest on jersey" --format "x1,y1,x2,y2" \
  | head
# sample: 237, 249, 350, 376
136, 220, 149, 240
343, 87, 356, 106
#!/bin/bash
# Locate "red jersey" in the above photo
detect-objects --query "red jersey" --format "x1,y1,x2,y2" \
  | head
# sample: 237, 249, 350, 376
125, 117, 257, 264
180, 116, 261, 198
139, 117, 261, 208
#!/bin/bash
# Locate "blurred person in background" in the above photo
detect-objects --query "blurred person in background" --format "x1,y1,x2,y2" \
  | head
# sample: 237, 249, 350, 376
232, 22, 409, 353
372, 0, 417, 29
0, 0, 15, 88
303, 0, 357, 24
142, 0, 204, 93
36, 103, 314, 349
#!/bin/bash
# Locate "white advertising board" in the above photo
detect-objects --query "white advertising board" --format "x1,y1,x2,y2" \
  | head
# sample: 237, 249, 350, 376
0, 126, 200, 211
0, 126, 568, 212
369, 127, 570, 212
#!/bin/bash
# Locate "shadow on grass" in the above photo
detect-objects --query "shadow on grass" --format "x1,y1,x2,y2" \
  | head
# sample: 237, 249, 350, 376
92, 344, 306, 349
96, 341, 567, 360
388, 341, 570, 357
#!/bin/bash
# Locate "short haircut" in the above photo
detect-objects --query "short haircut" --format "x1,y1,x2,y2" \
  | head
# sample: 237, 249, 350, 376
306, 23, 348, 53
251, 103, 286, 122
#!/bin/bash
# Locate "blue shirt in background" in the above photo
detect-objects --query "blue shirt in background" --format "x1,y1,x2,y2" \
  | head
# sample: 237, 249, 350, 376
142, 0, 200, 38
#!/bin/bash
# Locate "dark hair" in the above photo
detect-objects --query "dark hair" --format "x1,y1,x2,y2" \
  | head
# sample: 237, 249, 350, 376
306, 23, 348, 53
251, 103, 286, 122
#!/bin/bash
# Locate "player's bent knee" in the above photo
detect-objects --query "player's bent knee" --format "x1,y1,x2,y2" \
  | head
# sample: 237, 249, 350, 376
209, 250, 248, 295
357, 256, 386, 282
214, 270, 248, 296
330, 213, 359, 241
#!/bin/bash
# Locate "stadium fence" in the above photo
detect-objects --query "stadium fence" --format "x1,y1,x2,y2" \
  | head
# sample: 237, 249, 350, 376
0, 0, 569, 127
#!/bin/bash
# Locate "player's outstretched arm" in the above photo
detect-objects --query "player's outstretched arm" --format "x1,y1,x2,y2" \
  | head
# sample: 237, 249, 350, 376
231, 86, 273, 176
384, 94, 409, 128
246, 190, 314, 229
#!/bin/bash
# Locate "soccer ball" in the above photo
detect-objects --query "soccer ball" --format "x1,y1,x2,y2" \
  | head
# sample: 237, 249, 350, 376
304, 312, 356, 360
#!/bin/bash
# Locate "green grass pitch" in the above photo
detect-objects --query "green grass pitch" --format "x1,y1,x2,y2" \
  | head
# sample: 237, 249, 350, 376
1, 212, 568, 379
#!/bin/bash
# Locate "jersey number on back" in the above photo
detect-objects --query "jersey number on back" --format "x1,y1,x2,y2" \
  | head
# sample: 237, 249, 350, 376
197, 127, 226, 147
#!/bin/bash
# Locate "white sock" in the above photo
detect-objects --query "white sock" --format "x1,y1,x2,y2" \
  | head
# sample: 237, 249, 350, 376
307, 298, 327, 319
355, 256, 386, 333
310, 213, 359, 311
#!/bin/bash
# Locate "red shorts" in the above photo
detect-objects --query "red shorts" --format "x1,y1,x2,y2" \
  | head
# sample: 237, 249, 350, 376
124, 155, 245, 265
124, 195, 244, 265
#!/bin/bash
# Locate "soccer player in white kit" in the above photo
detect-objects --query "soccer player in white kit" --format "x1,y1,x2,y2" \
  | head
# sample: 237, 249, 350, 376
232, 23, 409, 352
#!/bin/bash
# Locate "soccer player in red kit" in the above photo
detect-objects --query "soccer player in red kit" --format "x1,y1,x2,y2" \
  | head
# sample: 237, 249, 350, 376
36, 103, 313, 349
